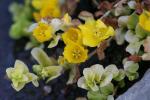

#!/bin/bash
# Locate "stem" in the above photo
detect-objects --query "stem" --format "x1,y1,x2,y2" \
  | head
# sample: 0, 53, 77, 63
88, 49, 97, 59
100, 10, 111, 20
92, 0, 99, 7
113, 86, 118, 96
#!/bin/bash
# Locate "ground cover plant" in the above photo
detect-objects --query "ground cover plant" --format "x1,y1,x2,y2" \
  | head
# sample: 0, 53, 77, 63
6, 0, 150, 100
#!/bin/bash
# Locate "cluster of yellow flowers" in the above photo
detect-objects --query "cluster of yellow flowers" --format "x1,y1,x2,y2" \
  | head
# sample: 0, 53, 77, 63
32, 0, 61, 21
33, 14, 114, 63
63, 19, 114, 63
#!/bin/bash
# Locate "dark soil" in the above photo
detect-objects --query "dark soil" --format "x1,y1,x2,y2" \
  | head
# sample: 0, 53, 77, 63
0, 0, 150, 100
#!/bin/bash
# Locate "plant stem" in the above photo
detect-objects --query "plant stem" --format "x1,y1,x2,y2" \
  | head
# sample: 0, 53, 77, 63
88, 49, 97, 59
113, 86, 118, 96
92, 0, 99, 7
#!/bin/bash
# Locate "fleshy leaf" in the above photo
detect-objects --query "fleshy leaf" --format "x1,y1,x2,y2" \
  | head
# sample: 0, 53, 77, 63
31, 47, 57, 67
50, 18, 62, 31
91, 64, 104, 83
48, 35, 61, 48
87, 91, 107, 100
115, 28, 125, 45
126, 40, 143, 55
126, 72, 139, 81
125, 30, 139, 43
127, 12, 139, 29
124, 61, 139, 73
43, 66, 62, 83
142, 53, 150, 60
6, 60, 39, 91
118, 16, 129, 27
77, 77, 88, 90
100, 74, 113, 87
114, 69, 125, 81
105, 64, 119, 78
128, 1, 136, 9
100, 83, 114, 95
143, 36, 150, 53
136, 24, 149, 39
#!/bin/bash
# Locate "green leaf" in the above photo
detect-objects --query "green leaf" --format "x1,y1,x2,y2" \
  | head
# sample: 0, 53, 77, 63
77, 77, 88, 90
6, 60, 39, 91
67, 65, 79, 84
136, 24, 149, 39
100, 74, 113, 87
114, 69, 125, 81
125, 30, 139, 43
91, 64, 104, 83
9, 3, 24, 22
31, 47, 57, 67
107, 95, 114, 100
48, 35, 61, 48
126, 40, 143, 55
128, 1, 136, 9
118, 80, 125, 88
43, 66, 62, 83
115, 28, 126, 45
126, 72, 139, 81
87, 91, 107, 100
127, 12, 139, 29
124, 61, 139, 73
9, 20, 31, 39
118, 16, 129, 27
105, 64, 119, 78
142, 53, 150, 60
100, 83, 114, 95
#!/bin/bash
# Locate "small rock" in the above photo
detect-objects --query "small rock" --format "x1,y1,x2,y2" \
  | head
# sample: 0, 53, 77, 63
43, 85, 52, 95
117, 69, 150, 100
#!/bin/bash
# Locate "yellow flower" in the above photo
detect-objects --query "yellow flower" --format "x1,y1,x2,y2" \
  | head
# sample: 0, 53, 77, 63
62, 28, 82, 45
32, 0, 58, 9
32, 0, 61, 18
32, 0, 42, 9
33, 12, 41, 22
33, 22, 53, 43
40, 6, 61, 18
62, 13, 72, 25
79, 19, 114, 47
63, 42, 88, 63
139, 11, 150, 32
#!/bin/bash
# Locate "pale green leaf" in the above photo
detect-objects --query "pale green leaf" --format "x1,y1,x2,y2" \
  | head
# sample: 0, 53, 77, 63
142, 53, 150, 60
31, 47, 57, 67
87, 91, 107, 100
48, 35, 61, 48
127, 12, 139, 29
115, 28, 126, 45
77, 77, 88, 90
11, 83, 25, 92
124, 61, 139, 73
105, 64, 119, 78
118, 16, 129, 27
100, 74, 113, 87
126, 40, 143, 55
125, 30, 139, 43
100, 83, 114, 95
91, 64, 104, 83
114, 69, 125, 81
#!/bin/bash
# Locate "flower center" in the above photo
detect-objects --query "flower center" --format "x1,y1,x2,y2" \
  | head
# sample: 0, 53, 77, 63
94, 28, 107, 38
72, 49, 82, 59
